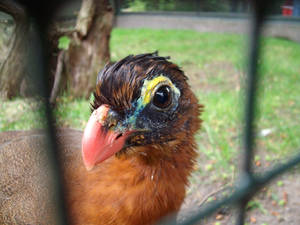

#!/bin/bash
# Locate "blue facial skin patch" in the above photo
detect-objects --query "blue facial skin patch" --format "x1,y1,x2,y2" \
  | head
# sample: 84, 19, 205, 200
118, 75, 181, 131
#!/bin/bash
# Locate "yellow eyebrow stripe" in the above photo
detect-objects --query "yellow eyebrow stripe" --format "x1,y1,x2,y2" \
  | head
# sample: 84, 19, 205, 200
141, 75, 169, 105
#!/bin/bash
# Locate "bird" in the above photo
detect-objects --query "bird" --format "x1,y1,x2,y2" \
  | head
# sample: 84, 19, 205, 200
0, 52, 202, 225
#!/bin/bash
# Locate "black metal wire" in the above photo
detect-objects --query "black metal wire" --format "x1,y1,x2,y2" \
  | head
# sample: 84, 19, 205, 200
236, 2, 265, 224
18, 1, 69, 224
28, 27, 68, 225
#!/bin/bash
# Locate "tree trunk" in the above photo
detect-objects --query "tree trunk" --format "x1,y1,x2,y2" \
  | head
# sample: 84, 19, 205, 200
0, 0, 29, 99
64, 0, 113, 98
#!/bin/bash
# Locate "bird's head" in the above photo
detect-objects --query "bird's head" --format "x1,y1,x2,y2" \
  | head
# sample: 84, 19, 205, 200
82, 52, 202, 170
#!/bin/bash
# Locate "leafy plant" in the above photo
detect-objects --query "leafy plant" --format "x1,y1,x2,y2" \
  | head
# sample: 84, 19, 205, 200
58, 36, 71, 50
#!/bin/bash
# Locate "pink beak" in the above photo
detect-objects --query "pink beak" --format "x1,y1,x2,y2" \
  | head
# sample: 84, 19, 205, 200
81, 105, 131, 170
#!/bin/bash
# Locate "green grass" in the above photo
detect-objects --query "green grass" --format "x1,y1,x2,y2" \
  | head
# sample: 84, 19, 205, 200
110, 29, 246, 68
1, 28, 300, 180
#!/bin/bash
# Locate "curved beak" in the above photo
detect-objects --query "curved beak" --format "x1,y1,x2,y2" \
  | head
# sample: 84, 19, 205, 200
81, 105, 132, 171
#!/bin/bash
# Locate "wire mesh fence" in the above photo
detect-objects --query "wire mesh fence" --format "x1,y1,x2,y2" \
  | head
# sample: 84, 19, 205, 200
5, 0, 300, 224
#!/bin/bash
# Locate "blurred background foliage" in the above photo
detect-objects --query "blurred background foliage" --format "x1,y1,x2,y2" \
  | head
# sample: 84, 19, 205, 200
119, 0, 285, 14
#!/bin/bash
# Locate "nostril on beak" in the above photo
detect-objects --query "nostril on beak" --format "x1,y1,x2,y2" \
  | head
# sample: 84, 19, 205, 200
116, 133, 123, 140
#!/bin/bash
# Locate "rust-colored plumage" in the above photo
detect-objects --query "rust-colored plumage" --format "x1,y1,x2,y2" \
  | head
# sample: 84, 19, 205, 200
0, 53, 202, 225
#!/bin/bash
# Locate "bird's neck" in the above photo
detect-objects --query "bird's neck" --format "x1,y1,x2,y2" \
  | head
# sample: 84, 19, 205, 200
103, 141, 197, 224
111, 140, 197, 189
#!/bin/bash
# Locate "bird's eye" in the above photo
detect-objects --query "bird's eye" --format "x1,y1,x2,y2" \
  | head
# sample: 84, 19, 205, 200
152, 85, 172, 109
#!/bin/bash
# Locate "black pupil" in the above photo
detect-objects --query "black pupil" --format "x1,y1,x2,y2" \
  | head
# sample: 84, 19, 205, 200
153, 85, 171, 108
